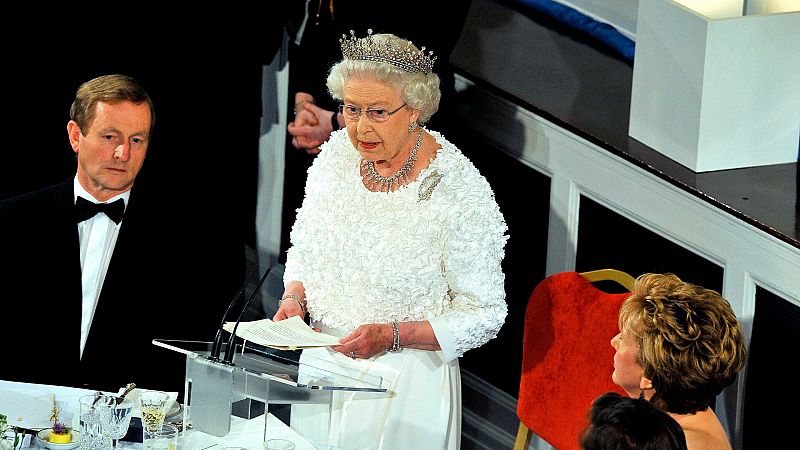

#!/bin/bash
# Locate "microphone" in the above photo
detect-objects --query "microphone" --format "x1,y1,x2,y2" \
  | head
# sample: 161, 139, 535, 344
209, 263, 261, 361
223, 266, 273, 363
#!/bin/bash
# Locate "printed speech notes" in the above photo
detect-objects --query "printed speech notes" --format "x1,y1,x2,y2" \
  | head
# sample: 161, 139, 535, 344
222, 315, 340, 350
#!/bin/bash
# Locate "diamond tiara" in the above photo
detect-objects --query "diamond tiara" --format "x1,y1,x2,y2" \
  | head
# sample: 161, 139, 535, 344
340, 29, 437, 75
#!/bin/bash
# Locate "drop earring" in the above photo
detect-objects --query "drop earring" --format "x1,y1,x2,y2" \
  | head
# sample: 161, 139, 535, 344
408, 121, 418, 132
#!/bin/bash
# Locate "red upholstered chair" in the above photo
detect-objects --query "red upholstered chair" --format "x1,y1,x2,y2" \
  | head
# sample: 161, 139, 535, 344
513, 270, 635, 450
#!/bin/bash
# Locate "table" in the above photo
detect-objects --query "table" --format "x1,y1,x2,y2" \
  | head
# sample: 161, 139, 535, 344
0, 380, 315, 450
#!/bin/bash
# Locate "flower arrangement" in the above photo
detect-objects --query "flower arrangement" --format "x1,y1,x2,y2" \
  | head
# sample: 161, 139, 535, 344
51, 423, 69, 435
0, 414, 22, 450
48, 421, 72, 444
48, 397, 71, 444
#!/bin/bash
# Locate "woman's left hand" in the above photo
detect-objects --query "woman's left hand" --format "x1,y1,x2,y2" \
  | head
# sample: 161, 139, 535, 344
333, 323, 392, 360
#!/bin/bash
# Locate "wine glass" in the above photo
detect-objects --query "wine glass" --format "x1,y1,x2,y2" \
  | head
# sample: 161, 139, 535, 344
138, 390, 171, 441
94, 395, 134, 449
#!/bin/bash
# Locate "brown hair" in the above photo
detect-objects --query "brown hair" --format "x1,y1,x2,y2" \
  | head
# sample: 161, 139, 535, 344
70, 74, 154, 136
619, 273, 747, 414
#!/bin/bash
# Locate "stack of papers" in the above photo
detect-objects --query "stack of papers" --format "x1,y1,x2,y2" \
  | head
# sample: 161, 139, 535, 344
222, 316, 340, 350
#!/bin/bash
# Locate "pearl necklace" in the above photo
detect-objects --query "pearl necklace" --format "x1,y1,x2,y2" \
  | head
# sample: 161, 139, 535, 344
361, 129, 424, 192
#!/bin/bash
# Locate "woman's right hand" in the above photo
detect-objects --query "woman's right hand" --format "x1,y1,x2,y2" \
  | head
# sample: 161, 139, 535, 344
273, 284, 307, 321
273, 299, 305, 321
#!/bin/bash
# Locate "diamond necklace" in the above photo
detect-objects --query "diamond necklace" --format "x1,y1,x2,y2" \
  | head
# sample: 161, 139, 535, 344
361, 129, 424, 192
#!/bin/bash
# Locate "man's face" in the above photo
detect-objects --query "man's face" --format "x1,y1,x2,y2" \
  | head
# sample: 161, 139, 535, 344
68, 100, 151, 201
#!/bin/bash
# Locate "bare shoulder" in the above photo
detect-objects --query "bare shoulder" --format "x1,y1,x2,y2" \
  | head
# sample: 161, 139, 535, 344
682, 429, 732, 450
674, 410, 732, 450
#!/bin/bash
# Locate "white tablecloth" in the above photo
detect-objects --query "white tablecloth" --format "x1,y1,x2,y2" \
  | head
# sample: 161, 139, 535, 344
0, 380, 315, 450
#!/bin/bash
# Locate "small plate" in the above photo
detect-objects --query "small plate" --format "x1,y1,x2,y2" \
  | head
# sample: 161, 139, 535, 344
35, 429, 81, 450
165, 402, 182, 421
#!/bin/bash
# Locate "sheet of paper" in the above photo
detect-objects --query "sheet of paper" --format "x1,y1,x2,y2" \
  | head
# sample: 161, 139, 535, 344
222, 316, 340, 350
0, 389, 53, 430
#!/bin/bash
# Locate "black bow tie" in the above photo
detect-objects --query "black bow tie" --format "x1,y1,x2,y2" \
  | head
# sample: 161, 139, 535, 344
74, 196, 125, 224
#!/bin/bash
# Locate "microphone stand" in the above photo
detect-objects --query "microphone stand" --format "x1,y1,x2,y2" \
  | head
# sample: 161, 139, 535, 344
209, 263, 260, 361
223, 266, 273, 364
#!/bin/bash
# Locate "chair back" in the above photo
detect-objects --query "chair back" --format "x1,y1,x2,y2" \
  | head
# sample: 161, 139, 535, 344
515, 271, 632, 450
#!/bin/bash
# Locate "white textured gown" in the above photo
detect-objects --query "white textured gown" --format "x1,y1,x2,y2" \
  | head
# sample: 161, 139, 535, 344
284, 129, 508, 450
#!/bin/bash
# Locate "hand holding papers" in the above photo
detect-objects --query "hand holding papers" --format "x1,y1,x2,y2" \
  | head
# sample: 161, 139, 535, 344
222, 316, 340, 350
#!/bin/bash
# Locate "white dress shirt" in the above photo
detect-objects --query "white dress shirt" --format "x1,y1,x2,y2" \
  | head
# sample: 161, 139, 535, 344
74, 178, 129, 359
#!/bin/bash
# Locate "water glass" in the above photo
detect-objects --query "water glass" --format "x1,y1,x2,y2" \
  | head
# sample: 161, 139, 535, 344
78, 396, 112, 450
142, 423, 178, 450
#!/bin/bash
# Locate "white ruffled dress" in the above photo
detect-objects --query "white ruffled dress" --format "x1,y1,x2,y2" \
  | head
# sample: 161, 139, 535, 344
284, 129, 509, 450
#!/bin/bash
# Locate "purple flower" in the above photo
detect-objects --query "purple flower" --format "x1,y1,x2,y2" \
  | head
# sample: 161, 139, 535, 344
51, 422, 70, 434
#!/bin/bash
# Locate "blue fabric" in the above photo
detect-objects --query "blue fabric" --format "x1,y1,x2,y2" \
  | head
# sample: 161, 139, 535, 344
512, 0, 635, 61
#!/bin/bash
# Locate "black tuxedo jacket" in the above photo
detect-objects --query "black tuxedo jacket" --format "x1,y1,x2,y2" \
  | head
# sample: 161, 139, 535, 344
0, 180, 228, 395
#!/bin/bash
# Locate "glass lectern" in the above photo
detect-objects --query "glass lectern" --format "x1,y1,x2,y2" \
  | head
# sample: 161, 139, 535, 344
152, 339, 387, 438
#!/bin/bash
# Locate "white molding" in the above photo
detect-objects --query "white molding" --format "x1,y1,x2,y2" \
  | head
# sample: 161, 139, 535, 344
455, 76, 800, 306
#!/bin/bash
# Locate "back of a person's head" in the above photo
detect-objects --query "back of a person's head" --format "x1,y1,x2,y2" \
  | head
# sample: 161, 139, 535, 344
619, 273, 747, 414
581, 392, 688, 450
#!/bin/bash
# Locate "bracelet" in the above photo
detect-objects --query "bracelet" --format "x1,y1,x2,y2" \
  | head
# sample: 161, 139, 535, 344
330, 111, 340, 131
280, 293, 306, 315
387, 321, 401, 352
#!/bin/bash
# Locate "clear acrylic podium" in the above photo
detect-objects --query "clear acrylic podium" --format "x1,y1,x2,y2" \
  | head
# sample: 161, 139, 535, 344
152, 339, 387, 438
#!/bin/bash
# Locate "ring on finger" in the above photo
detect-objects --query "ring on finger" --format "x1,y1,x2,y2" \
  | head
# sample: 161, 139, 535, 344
349, 350, 357, 360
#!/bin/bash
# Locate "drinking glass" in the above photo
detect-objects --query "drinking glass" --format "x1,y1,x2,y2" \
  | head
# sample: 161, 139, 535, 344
138, 390, 172, 441
77, 395, 112, 450
93, 395, 134, 448
142, 423, 178, 450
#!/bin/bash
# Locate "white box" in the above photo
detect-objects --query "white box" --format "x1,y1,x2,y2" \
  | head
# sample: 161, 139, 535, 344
629, 0, 800, 172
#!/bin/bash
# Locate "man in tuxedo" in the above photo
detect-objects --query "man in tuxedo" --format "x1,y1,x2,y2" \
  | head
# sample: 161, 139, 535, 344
0, 74, 217, 395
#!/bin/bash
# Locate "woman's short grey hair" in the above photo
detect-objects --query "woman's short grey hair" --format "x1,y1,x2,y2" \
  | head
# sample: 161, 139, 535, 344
327, 34, 441, 125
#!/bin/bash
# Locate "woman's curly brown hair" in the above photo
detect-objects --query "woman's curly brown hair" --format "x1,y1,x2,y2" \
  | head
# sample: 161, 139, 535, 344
618, 273, 747, 415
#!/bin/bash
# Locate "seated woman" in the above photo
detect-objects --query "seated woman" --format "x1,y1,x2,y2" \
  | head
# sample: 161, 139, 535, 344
581, 391, 687, 450
610, 273, 747, 450
273, 30, 509, 449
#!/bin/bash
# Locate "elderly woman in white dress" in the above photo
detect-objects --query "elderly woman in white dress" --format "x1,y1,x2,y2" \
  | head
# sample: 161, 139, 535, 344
273, 30, 508, 450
